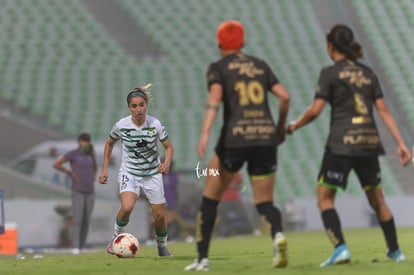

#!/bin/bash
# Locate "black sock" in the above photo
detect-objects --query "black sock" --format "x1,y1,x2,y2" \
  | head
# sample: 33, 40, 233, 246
196, 196, 219, 261
379, 217, 399, 252
321, 208, 345, 247
256, 202, 282, 238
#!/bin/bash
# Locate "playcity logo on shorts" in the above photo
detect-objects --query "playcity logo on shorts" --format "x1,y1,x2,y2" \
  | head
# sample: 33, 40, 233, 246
195, 162, 220, 179
327, 170, 344, 182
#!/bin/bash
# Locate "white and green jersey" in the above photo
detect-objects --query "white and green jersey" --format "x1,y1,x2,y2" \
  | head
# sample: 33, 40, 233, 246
109, 115, 169, 177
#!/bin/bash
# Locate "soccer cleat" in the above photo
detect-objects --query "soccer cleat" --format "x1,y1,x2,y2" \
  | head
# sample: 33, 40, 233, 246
387, 249, 405, 262
158, 246, 172, 257
106, 242, 115, 255
320, 244, 351, 267
184, 259, 200, 271
184, 258, 209, 271
106, 235, 117, 255
273, 232, 288, 268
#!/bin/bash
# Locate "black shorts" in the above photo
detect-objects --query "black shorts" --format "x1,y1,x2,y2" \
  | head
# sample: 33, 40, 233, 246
215, 146, 277, 176
318, 149, 381, 191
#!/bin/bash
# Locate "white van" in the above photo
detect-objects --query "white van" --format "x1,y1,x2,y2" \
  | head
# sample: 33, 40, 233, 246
9, 140, 122, 200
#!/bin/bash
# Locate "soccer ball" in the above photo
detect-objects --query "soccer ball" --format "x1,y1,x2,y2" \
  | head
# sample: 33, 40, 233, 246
112, 233, 139, 258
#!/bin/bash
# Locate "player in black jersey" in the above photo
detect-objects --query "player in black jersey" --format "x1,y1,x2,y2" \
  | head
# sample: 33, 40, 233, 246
287, 24, 410, 267
185, 20, 290, 271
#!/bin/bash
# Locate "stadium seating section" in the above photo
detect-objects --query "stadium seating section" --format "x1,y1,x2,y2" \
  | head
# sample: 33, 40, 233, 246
352, 0, 414, 124
0, 0, 402, 202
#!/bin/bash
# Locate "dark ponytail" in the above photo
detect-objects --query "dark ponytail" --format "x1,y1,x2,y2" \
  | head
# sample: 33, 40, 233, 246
327, 24, 363, 60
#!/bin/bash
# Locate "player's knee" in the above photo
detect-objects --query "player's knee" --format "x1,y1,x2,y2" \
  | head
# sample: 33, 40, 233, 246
120, 204, 134, 216
367, 192, 386, 212
317, 200, 334, 211
317, 194, 335, 210
152, 209, 166, 222
256, 201, 280, 217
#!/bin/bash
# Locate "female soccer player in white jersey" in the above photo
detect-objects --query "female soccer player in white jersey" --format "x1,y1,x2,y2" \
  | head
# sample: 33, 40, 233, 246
99, 84, 174, 257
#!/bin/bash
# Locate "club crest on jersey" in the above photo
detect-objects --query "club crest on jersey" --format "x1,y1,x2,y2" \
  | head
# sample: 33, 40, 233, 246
146, 127, 156, 137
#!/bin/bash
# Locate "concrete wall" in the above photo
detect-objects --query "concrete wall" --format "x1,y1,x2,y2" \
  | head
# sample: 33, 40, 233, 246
0, 113, 65, 165
0, 165, 148, 248
4, 199, 149, 248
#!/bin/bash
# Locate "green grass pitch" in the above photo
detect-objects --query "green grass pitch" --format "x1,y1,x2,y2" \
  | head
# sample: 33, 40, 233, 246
1, 227, 413, 275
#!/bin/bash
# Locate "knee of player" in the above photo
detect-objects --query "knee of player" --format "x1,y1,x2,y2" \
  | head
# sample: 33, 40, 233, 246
366, 193, 387, 211
120, 204, 135, 215
317, 198, 336, 211
152, 208, 166, 222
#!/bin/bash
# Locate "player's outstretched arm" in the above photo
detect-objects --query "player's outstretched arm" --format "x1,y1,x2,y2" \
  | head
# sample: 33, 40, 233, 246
375, 98, 410, 166
271, 83, 290, 145
287, 98, 326, 134
159, 139, 174, 174
99, 138, 116, 184
197, 83, 223, 159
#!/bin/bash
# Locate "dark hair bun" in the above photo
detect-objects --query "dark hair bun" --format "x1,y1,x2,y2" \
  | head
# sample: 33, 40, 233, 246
351, 41, 363, 59
327, 24, 363, 60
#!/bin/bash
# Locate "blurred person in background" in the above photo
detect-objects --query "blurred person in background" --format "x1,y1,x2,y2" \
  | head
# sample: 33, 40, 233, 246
53, 132, 96, 254
99, 84, 174, 257
284, 198, 305, 231
221, 172, 243, 202
217, 173, 255, 236
185, 20, 290, 271
287, 24, 410, 267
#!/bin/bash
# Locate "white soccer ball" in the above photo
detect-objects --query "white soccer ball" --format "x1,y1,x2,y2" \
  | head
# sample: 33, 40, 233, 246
112, 233, 140, 258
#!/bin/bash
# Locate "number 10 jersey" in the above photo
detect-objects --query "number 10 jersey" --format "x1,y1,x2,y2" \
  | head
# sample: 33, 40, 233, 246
207, 52, 280, 148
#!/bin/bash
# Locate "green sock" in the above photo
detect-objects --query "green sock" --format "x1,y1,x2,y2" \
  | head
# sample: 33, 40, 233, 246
114, 217, 128, 236
156, 230, 168, 237
116, 217, 128, 227
156, 230, 168, 247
